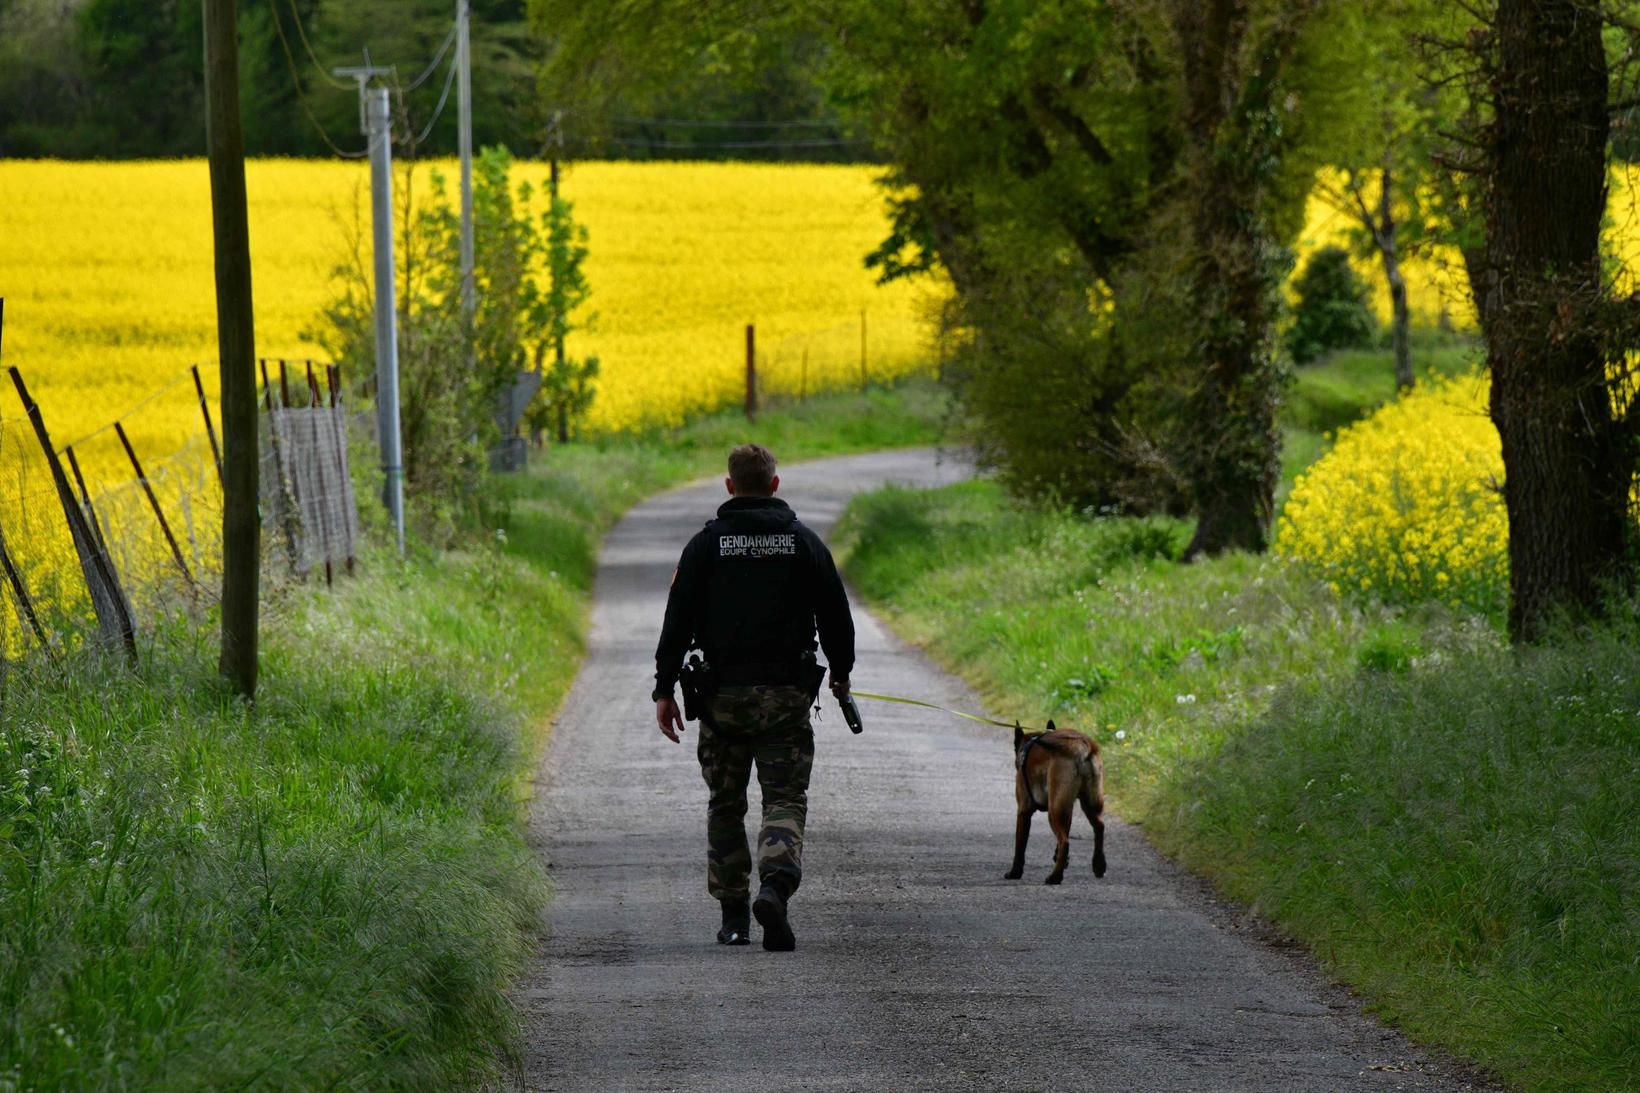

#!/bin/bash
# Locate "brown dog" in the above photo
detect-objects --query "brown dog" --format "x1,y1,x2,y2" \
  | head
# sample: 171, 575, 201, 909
1005, 721, 1107, 885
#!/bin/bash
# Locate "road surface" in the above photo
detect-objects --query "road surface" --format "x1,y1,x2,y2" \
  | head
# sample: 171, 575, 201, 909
515, 449, 1483, 1091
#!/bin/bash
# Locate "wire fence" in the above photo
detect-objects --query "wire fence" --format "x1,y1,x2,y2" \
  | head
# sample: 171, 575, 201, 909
0, 338, 361, 661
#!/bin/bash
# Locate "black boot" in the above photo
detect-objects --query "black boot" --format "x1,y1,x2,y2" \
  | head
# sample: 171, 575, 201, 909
752, 880, 796, 952
717, 899, 750, 946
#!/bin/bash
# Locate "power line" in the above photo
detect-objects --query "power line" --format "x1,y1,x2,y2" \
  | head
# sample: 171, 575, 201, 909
283, 0, 353, 90
404, 22, 459, 92
269, 1, 368, 157
410, 51, 460, 146
613, 116, 846, 130
604, 136, 869, 150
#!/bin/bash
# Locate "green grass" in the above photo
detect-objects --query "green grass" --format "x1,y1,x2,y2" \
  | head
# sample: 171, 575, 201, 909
1279, 336, 1478, 498
833, 354, 1639, 1091
0, 380, 950, 1090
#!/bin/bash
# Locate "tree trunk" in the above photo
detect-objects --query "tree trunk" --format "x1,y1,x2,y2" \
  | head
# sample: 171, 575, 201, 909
1376, 167, 1413, 391
1483, 0, 1630, 641
1176, 0, 1285, 559
1180, 181, 1283, 559
203, 0, 259, 698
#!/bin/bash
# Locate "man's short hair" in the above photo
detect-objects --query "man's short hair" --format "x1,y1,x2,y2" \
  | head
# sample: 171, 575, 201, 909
728, 443, 778, 494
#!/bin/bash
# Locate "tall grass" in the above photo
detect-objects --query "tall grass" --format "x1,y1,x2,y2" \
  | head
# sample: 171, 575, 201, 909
832, 352, 1636, 1090
834, 479, 1638, 1090
0, 380, 950, 1089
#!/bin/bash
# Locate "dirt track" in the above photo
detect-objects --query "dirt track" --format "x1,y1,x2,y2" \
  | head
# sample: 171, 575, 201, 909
514, 449, 1485, 1092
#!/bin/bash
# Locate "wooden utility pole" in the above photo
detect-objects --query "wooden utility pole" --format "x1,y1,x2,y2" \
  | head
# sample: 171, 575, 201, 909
203, 0, 260, 698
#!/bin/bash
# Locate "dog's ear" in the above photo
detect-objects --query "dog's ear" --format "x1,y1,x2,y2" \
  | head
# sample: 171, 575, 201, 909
1046, 719, 1056, 733
1013, 725, 1023, 751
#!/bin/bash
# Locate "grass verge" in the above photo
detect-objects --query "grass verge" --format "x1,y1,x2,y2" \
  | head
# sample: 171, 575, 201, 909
0, 380, 948, 1089
832, 357, 1638, 1091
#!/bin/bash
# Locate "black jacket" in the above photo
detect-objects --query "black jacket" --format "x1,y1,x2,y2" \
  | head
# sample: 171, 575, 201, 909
653, 496, 854, 697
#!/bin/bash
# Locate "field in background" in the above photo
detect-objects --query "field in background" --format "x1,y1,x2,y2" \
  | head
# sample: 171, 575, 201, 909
0, 158, 936, 479
0, 158, 936, 647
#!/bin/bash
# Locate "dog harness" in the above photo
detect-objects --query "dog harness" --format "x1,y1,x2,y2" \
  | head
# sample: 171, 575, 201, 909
1017, 735, 1049, 811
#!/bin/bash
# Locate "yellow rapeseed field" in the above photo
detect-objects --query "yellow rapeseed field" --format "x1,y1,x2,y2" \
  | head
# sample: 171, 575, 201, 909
3, 158, 1638, 644
0, 157, 939, 646
0, 158, 937, 467
1277, 371, 1510, 616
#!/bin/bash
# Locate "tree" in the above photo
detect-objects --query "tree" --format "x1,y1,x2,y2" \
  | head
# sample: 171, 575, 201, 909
1461, 0, 1639, 640
527, 170, 598, 444
527, 0, 858, 162
527, 0, 1375, 547
1286, 246, 1376, 365
309, 146, 590, 536
0, 0, 539, 158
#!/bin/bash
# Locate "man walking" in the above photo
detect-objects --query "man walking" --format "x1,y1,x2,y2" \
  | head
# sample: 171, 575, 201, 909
653, 444, 855, 952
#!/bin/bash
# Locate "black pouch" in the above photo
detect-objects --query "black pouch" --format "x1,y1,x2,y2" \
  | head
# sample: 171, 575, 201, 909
799, 651, 827, 704
679, 652, 718, 723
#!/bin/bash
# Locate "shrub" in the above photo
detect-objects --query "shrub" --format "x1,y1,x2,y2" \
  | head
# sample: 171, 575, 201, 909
1285, 245, 1376, 364
1277, 371, 1508, 616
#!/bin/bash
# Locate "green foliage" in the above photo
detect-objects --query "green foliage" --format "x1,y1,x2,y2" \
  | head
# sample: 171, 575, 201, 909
1354, 620, 1423, 672
525, 0, 855, 162
1163, 613, 1640, 1092
0, 568, 553, 1088
525, 186, 600, 442
836, 473, 1640, 1091
0, 0, 539, 158
1286, 245, 1377, 364
310, 146, 592, 541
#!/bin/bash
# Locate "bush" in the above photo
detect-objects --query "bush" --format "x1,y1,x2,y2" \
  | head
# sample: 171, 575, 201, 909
1285, 245, 1376, 365
1277, 371, 1509, 617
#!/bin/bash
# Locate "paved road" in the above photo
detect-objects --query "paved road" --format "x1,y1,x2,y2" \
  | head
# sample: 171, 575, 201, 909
515, 449, 1483, 1092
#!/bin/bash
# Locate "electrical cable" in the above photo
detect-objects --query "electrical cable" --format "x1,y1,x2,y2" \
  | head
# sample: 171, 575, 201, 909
404, 22, 459, 92
269, 1, 369, 158
410, 50, 460, 146
604, 136, 869, 150
284, 0, 354, 90
613, 116, 846, 129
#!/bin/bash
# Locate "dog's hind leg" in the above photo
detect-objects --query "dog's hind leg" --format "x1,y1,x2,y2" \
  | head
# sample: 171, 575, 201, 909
1044, 797, 1072, 885
1079, 790, 1107, 878
1004, 807, 1032, 880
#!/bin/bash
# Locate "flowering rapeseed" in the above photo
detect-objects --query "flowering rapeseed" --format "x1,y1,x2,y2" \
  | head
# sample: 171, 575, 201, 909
1277, 371, 1508, 615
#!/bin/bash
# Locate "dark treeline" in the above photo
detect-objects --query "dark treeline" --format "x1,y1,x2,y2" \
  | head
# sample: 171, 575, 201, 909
0, 0, 537, 157
0, 0, 864, 161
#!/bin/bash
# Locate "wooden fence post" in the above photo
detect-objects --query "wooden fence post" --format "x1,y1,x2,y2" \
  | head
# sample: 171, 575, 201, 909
305, 364, 334, 588
63, 446, 109, 553
324, 364, 357, 575
260, 359, 302, 573
745, 323, 758, 422
191, 364, 224, 488
860, 308, 868, 391
0, 523, 48, 651
7, 366, 137, 663
114, 421, 195, 590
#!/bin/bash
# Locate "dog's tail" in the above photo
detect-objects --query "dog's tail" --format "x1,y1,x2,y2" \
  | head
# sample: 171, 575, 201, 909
1075, 746, 1103, 813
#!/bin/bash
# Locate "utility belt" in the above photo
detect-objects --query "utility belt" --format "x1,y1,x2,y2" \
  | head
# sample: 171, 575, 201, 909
678, 650, 826, 722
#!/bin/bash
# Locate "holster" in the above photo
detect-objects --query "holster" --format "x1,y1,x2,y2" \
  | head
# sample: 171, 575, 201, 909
799, 651, 827, 704
678, 652, 718, 723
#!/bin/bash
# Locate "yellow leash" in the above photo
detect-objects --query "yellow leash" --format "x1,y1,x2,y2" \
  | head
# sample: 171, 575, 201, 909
849, 689, 1049, 733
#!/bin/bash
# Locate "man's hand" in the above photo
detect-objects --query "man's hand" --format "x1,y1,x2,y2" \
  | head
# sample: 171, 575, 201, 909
829, 675, 850, 699
656, 696, 685, 742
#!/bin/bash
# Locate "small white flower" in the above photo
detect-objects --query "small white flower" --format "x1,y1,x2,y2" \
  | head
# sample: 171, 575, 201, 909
1175, 693, 1197, 705
1114, 730, 1126, 741
494, 527, 508, 544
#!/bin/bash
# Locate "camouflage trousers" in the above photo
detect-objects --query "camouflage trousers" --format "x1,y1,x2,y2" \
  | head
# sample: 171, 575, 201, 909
697, 684, 815, 903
